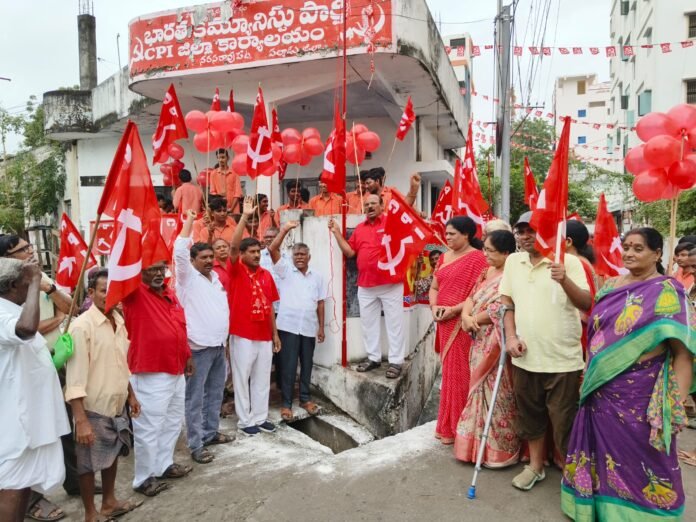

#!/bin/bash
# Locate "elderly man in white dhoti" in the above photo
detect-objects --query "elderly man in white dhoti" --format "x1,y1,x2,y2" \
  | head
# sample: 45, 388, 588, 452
0, 257, 70, 522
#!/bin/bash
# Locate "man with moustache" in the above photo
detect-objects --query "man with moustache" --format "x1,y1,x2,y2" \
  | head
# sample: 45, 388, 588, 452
175, 211, 233, 466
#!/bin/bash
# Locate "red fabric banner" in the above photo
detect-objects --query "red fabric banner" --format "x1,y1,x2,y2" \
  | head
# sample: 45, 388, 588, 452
593, 194, 627, 277
151, 84, 188, 165
56, 213, 97, 290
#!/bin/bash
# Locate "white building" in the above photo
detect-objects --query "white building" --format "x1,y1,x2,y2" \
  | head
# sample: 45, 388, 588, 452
554, 74, 614, 168
608, 0, 696, 159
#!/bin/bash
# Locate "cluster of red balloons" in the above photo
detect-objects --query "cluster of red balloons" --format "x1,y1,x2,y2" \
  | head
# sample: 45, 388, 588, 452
281, 128, 324, 166
627, 104, 696, 202
185, 110, 245, 153
347, 124, 381, 165
160, 143, 185, 186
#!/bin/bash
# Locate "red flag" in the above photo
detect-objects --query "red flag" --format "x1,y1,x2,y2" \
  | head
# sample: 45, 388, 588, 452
523, 156, 539, 210
377, 190, 436, 280
226, 89, 235, 112
56, 213, 97, 290
271, 107, 288, 180
452, 122, 488, 236
321, 101, 346, 194
152, 84, 188, 165
99, 121, 169, 311
529, 117, 570, 261
593, 194, 627, 277
396, 96, 416, 141
91, 221, 114, 256
211, 87, 221, 111
429, 180, 453, 238
246, 87, 274, 178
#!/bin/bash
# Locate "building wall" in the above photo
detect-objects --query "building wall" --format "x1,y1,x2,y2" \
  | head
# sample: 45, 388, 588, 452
609, 0, 696, 159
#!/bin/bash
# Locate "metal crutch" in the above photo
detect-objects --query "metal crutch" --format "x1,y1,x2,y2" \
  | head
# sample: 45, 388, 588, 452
467, 305, 512, 500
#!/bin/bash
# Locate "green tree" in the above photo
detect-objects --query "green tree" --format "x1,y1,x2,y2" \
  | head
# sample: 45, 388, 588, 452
0, 97, 66, 234
633, 190, 696, 236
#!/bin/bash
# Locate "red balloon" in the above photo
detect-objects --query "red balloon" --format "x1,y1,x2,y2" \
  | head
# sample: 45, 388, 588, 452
260, 162, 276, 176
347, 143, 366, 165
232, 153, 248, 175
197, 169, 210, 187
208, 111, 236, 134
185, 110, 207, 133
303, 137, 324, 156
229, 112, 245, 130
635, 112, 678, 142
301, 127, 321, 141
632, 168, 668, 202
352, 124, 368, 135
667, 159, 696, 189
666, 104, 696, 134
162, 172, 173, 186
624, 145, 650, 175
643, 135, 681, 168
231, 134, 249, 154
167, 143, 185, 160
283, 143, 301, 164
221, 128, 243, 148
299, 149, 313, 166
661, 181, 682, 200
272, 143, 282, 161
356, 131, 381, 152
159, 164, 172, 175
281, 128, 302, 146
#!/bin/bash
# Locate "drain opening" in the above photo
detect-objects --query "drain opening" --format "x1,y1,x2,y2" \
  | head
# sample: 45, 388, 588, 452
288, 417, 359, 454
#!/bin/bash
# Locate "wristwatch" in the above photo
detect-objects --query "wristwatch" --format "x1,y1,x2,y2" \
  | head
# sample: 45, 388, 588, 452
46, 284, 57, 295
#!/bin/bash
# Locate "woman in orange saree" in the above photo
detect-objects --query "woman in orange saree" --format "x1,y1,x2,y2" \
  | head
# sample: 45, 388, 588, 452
430, 217, 488, 444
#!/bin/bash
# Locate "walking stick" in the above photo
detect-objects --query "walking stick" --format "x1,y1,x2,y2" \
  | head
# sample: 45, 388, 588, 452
467, 305, 512, 500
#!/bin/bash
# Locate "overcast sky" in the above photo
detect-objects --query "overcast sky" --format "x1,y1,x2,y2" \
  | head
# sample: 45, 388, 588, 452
0, 0, 609, 152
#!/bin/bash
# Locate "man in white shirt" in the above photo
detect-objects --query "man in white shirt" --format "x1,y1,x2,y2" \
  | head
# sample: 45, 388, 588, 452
0, 257, 70, 521
175, 210, 233, 465
269, 222, 327, 422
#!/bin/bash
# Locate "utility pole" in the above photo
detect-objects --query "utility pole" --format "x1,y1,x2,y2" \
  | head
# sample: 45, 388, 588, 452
494, 1, 512, 222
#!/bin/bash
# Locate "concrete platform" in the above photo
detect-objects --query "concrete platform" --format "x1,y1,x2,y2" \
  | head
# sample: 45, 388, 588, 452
45, 420, 696, 521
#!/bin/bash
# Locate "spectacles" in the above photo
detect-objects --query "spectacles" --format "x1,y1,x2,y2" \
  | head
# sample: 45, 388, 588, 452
6, 243, 33, 256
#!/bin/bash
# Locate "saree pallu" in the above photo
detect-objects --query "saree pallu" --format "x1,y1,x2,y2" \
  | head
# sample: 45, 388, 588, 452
562, 276, 696, 521
454, 272, 520, 467
434, 250, 488, 440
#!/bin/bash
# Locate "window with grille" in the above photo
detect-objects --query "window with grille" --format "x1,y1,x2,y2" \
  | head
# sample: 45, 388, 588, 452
689, 14, 696, 38
577, 109, 587, 118
687, 80, 696, 104
449, 37, 467, 49
620, 1, 629, 15
577, 81, 586, 95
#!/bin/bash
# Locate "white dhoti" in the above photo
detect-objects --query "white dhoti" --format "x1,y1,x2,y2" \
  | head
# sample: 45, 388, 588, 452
357, 283, 406, 365
0, 440, 65, 493
229, 335, 273, 429
129, 372, 185, 488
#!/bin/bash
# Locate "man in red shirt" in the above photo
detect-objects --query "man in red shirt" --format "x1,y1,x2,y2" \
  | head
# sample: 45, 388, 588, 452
122, 260, 194, 496
226, 196, 281, 436
328, 194, 405, 379
172, 169, 203, 214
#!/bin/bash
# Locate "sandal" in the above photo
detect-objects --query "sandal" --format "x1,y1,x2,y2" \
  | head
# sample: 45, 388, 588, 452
678, 449, 696, 467
158, 462, 193, 478
356, 360, 381, 372
133, 477, 168, 497
191, 448, 215, 464
300, 401, 319, 415
204, 432, 234, 446
280, 407, 294, 422
26, 496, 65, 521
385, 364, 402, 379
101, 498, 143, 518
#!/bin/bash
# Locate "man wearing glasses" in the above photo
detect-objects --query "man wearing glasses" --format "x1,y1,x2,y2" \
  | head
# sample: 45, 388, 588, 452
0, 234, 76, 521
122, 259, 194, 497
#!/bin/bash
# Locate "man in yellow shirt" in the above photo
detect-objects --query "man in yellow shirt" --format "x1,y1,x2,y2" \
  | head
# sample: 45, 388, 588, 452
500, 211, 592, 492
65, 269, 142, 520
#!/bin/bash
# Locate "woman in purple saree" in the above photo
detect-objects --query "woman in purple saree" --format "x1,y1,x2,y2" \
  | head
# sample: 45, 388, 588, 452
562, 228, 695, 521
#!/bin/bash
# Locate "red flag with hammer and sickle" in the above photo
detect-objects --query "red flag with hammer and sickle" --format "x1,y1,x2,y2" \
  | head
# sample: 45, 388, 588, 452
56, 213, 97, 290
246, 87, 274, 178
593, 194, 627, 277
429, 180, 453, 238
396, 96, 416, 141
378, 190, 436, 280
152, 84, 188, 165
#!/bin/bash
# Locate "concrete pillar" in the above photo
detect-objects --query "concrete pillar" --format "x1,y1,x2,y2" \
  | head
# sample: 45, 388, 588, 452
78, 14, 97, 90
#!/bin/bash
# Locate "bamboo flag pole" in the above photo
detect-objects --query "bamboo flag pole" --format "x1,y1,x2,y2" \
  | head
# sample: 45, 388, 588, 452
667, 195, 679, 276
63, 213, 103, 332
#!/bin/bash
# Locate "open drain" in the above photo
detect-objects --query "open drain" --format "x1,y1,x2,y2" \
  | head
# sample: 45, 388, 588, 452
288, 417, 360, 454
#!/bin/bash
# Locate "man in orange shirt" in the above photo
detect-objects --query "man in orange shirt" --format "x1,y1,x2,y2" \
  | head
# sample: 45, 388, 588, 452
173, 170, 203, 214
363, 167, 421, 209
193, 197, 237, 243
346, 173, 367, 214
277, 180, 310, 216
209, 149, 243, 213
309, 181, 343, 216
255, 194, 277, 239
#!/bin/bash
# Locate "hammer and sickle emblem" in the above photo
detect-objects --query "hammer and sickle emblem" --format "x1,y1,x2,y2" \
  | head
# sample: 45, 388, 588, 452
377, 234, 414, 276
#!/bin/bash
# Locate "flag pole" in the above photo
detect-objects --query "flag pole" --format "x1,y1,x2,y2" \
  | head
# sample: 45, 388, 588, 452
386, 135, 397, 165
667, 195, 679, 276
63, 213, 103, 332
340, 0, 348, 368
